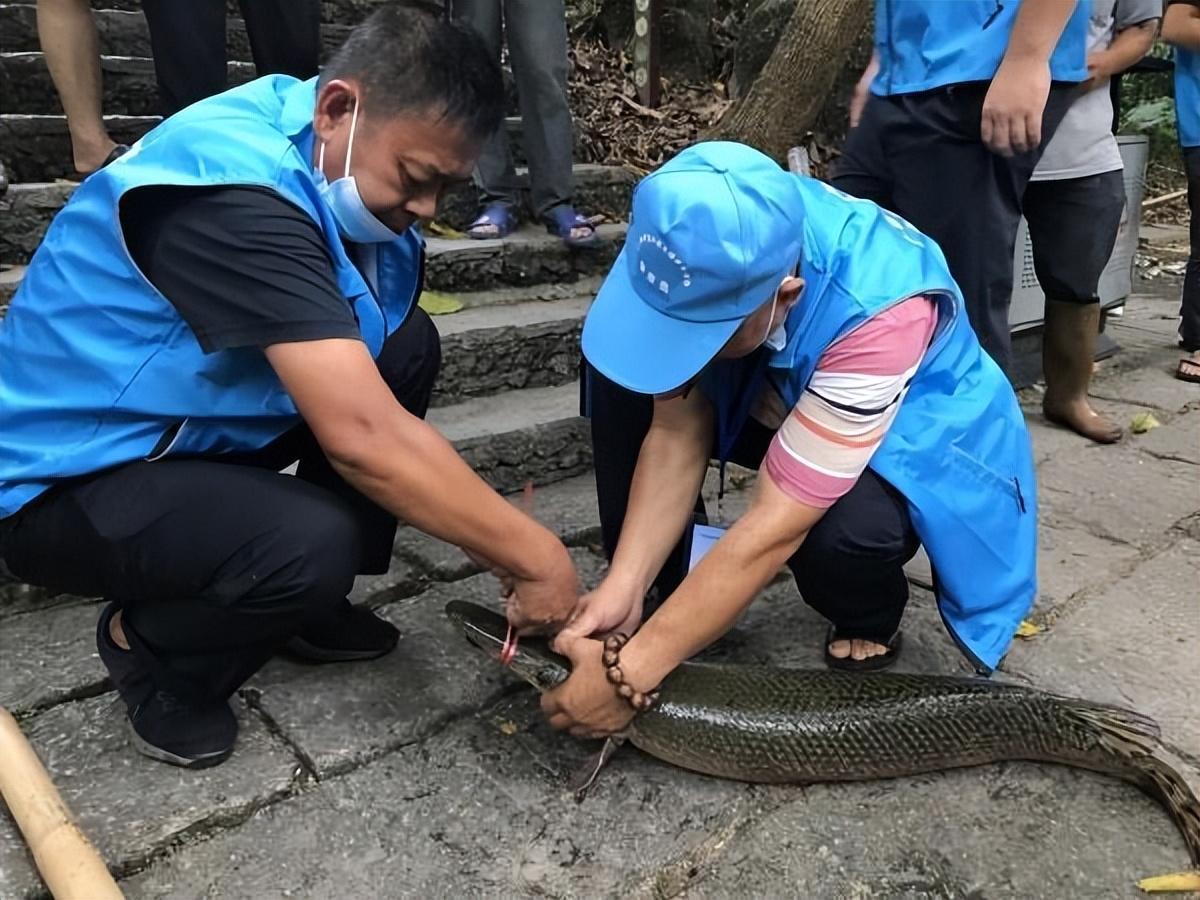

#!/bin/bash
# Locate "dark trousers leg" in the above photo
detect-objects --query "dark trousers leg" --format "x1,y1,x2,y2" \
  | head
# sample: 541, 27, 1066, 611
454, 0, 520, 208
503, 0, 574, 217
1182, 146, 1200, 351
833, 84, 1075, 375
587, 365, 918, 635
140, 0, 227, 116
239, 0, 321, 80
0, 311, 440, 702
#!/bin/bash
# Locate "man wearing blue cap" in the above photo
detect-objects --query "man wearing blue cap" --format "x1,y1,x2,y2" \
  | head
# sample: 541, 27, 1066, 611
541, 142, 1037, 737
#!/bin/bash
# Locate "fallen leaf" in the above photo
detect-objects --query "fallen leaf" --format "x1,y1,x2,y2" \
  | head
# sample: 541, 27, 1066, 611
1130, 412, 1162, 434
1138, 870, 1200, 892
425, 220, 466, 239
1015, 619, 1046, 639
498, 721, 519, 736
419, 291, 464, 316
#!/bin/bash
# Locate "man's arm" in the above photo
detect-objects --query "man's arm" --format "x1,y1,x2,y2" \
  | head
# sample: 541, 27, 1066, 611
982, 0, 1080, 156
1164, 1, 1200, 50
559, 386, 713, 639
1084, 17, 1159, 90
265, 338, 577, 633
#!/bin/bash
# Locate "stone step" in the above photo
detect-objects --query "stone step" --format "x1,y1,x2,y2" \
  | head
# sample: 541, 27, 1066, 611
0, 51, 255, 116
426, 382, 589, 494
0, 4, 350, 60
431, 293, 589, 407
0, 114, 550, 185
0, 113, 158, 183
0, 177, 628, 272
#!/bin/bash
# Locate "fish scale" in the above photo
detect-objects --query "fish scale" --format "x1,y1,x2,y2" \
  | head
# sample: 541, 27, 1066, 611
445, 600, 1200, 865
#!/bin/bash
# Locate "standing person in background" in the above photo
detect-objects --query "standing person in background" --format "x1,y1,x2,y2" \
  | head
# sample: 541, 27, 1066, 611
455, 0, 599, 248
1163, 0, 1200, 381
1025, 0, 1160, 442
141, 0, 321, 116
836, 0, 1091, 376
36, 0, 127, 175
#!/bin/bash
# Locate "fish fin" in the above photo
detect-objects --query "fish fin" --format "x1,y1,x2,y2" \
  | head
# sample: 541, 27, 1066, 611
1140, 755, 1200, 866
1060, 699, 1161, 757
1062, 701, 1200, 865
570, 736, 625, 804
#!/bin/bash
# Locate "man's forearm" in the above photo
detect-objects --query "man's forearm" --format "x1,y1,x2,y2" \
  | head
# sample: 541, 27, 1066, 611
608, 414, 711, 597
330, 413, 563, 580
1004, 0, 1079, 63
1163, 3, 1200, 51
1099, 20, 1158, 74
622, 474, 823, 689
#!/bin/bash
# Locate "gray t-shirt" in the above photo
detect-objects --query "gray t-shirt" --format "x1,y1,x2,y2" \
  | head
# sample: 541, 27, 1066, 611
1031, 0, 1162, 181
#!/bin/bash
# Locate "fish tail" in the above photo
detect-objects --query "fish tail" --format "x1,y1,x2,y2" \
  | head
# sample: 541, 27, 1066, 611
1062, 700, 1200, 865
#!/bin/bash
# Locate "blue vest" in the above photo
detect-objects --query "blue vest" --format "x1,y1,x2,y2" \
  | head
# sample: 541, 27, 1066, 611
0, 76, 423, 518
703, 177, 1037, 673
873, 0, 1089, 96
1176, 47, 1200, 148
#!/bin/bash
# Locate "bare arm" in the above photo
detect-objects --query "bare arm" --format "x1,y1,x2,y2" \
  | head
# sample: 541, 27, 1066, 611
983, 0, 1080, 155
1085, 18, 1160, 89
849, 50, 880, 128
1163, 2, 1200, 51
265, 338, 577, 632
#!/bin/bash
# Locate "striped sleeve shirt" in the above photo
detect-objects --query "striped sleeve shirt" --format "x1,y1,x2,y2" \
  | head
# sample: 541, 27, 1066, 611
759, 295, 938, 508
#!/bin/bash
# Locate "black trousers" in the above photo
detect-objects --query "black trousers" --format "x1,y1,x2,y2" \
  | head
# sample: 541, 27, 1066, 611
832, 82, 1077, 375
141, 0, 321, 116
588, 367, 921, 642
1182, 146, 1200, 352
0, 311, 440, 704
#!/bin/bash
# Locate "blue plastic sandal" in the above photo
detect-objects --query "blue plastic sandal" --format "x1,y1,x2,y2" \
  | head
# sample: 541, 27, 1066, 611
467, 201, 518, 240
543, 204, 601, 249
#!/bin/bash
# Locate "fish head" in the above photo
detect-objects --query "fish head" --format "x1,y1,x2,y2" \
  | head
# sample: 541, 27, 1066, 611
444, 600, 570, 692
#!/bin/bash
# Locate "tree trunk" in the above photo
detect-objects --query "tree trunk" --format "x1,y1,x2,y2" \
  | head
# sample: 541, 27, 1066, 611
705, 0, 871, 162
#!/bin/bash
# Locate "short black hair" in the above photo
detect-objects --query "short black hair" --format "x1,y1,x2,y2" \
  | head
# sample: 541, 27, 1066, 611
321, 2, 505, 142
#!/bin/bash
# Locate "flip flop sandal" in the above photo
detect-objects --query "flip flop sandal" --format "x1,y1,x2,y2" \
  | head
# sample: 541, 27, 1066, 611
1175, 357, 1200, 384
824, 625, 903, 672
467, 201, 518, 240
543, 204, 601, 249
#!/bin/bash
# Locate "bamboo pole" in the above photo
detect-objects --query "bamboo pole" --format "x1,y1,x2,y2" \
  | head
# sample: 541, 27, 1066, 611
0, 707, 123, 899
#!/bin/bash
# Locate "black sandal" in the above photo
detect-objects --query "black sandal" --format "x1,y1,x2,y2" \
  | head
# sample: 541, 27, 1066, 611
824, 625, 902, 672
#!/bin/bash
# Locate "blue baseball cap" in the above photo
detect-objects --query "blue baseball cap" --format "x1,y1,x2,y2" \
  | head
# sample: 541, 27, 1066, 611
582, 141, 804, 395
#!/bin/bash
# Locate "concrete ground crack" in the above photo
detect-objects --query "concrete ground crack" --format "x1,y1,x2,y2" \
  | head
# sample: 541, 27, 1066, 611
12, 678, 113, 724
239, 686, 320, 783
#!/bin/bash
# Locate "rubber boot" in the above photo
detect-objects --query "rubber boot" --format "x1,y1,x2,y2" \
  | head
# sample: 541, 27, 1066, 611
1041, 299, 1123, 444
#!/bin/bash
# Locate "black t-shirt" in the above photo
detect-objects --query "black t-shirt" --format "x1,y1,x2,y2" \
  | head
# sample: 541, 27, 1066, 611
120, 186, 362, 353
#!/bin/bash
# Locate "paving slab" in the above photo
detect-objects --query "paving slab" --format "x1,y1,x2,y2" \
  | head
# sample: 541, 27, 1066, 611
1020, 398, 1151, 466
0, 600, 107, 716
244, 551, 606, 778
0, 693, 299, 899
1036, 444, 1200, 548
430, 382, 591, 493
1131, 407, 1200, 465
1004, 539, 1200, 756
1090, 354, 1200, 414
691, 763, 1190, 900
123, 687, 757, 900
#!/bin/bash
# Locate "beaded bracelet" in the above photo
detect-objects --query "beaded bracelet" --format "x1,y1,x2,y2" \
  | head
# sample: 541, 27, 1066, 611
601, 633, 661, 713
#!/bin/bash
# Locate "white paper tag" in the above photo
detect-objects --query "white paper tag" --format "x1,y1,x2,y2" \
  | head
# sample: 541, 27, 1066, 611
688, 523, 727, 572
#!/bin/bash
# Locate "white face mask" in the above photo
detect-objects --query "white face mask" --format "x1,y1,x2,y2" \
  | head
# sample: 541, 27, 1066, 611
315, 100, 397, 244
761, 281, 789, 352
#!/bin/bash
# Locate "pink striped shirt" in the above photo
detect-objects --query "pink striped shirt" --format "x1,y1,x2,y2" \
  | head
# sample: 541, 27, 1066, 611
757, 296, 937, 508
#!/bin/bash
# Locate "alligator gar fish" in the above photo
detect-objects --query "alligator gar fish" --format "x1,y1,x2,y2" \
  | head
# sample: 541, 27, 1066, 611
445, 600, 1200, 864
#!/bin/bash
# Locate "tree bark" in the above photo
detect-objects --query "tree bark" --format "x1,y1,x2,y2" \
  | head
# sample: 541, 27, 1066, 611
704, 0, 871, 162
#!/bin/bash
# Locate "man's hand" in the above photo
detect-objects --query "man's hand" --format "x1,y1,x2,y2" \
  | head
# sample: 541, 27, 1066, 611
558, 574, 644, 643
504, 541, 580, 636
849, 51, 880, 129
981, 57, 1052, 156
1081, 48, 1120, 91
541, 634, 638, 738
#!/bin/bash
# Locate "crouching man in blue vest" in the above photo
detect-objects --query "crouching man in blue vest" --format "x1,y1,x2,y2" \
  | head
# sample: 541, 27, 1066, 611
540, 142, 1037, 737
0, 6, 580, 768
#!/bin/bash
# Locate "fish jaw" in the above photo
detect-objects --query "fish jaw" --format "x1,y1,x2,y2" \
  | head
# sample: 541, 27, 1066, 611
444, 600, 571, 693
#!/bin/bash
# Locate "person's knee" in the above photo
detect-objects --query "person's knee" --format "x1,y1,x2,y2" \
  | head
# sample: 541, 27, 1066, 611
254, 497, 362, 614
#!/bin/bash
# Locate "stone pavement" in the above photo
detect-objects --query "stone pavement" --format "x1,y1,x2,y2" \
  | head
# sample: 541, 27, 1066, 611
0, 276, 1195, 899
